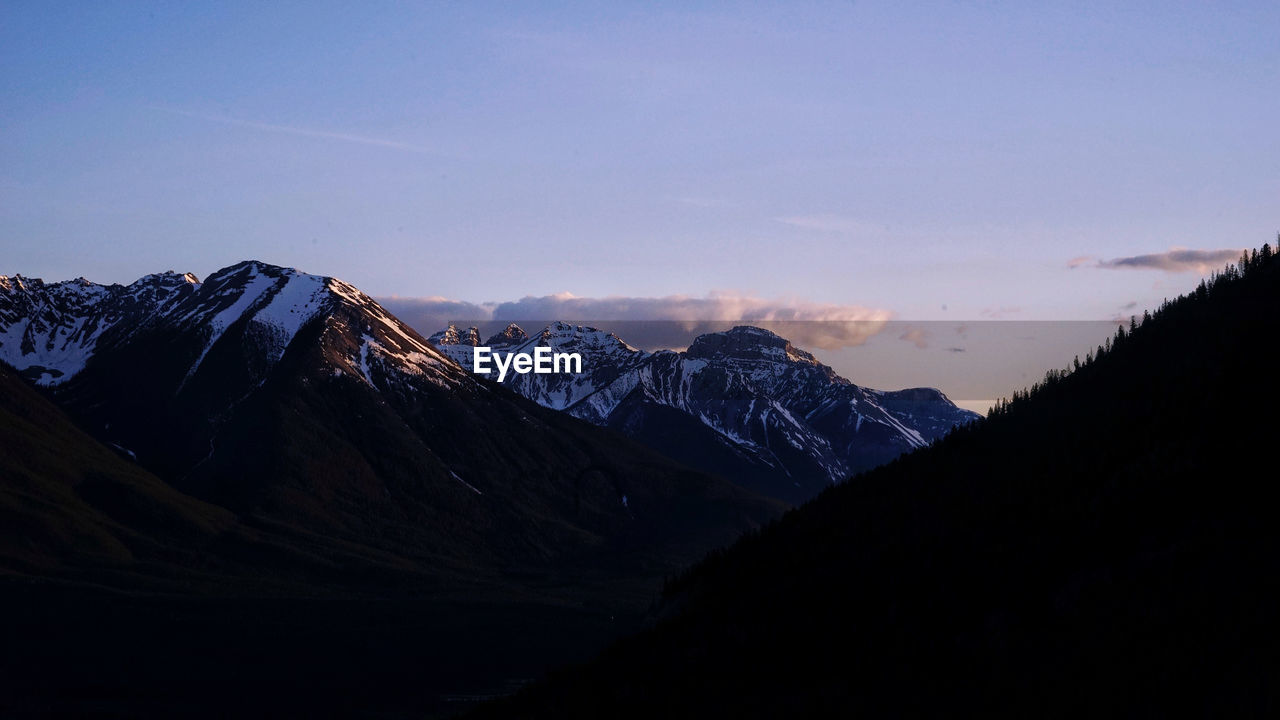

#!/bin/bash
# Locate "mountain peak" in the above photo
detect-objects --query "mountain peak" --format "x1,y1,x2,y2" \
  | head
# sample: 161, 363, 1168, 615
686, 325, 819, 366
0, 274, 43, 292
536, 322, 638, 353
485, 323, 529, 346
206, 260, 301, 281
428, 323, 482, 346
0, 261, 458, 390
132, 270, 202, 288
544, 320, 580, 334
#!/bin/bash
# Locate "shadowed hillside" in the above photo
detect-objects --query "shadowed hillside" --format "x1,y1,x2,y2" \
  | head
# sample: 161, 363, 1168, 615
0, 362, 234, 574
474, 242, 1280, 718
0, 263, 785, 717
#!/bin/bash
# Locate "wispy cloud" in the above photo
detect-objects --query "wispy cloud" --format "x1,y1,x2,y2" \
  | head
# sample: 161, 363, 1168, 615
378, 291, 893, 350
150, 106, 438, 154
1070, 248, 1246, 274
775, 214, 880, 234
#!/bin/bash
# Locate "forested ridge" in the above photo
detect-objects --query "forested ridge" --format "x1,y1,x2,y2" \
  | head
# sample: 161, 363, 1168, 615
476, 240, 1280, 718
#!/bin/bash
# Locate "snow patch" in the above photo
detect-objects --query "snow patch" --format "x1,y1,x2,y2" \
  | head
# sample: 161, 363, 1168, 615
182, 269, 277, 382
250, 272, 328, 362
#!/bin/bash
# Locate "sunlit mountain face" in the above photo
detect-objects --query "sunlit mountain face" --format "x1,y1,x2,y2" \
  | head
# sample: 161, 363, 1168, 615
431, 321, 977, 503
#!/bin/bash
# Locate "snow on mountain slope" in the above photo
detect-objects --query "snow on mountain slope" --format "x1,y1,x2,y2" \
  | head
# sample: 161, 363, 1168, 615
431, 323, 979, 499
1, 261, 974, 505
430, 321, 647, 410
0, 261, 460, 395
324, 276, 462, 391
503, 322, 647, 411
3, 262, 785, 587
178, 266, 279, 382
251, 270, 330, 361
0, 271, 200, 385
427, 325, 483, 366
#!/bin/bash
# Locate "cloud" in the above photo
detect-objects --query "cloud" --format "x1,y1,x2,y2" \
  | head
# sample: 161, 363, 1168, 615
1066, 255, 1097, 269
151, 106, 438, 154
1072, 248, 1246, 274
377, 291, 893, 350
775, 214, 880, 234
899, 327, 928, 349
946, 347, 966, 353
376, 296, 496, 335
492, 292, 893, 349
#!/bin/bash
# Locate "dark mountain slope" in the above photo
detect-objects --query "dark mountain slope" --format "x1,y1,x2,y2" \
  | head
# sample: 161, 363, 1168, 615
19, 261, 781, 580
0, 262, 783, 716
0, 359, 498, 595
475, 243, 1280, 718
0, 360, 734, 718
0, 362, 231, 572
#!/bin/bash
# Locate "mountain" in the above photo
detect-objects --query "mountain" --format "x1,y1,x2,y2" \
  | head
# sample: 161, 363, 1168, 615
0, 271, 200, 384
1, 260, 782, 585
430, 321, 978, 503
0, 360, 232, 574
473, 244, 1280, 718
0, 362, 733, 720
0, 358, 381, 592
1, 261, 789, 716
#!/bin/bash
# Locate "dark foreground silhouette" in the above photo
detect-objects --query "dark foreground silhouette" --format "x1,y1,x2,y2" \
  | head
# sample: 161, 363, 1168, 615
472, 244, 1280, 718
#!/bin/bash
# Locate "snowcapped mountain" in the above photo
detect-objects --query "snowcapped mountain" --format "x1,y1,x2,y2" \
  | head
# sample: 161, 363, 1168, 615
431, 322, 649, 411
432, 322, 979, 502
1, 256, 970, 513
1, 261, 465, 393
0, 271, 200, 384
1, 261, 779, 572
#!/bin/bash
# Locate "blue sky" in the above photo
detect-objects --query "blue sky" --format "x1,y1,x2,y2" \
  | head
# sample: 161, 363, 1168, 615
2, 1, 1277, 322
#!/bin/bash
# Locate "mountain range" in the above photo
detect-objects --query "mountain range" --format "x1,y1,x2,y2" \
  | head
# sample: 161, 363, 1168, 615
0, 261, 974, 514
1, 260, 791, 580
4, 246, 1278, 716
429, 321, 977, 503
0, 259, 971, 712
1, 260, 795, 715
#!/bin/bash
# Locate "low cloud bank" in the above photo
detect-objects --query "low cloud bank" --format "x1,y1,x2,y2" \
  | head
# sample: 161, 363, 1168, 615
377, 292, 892, 350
